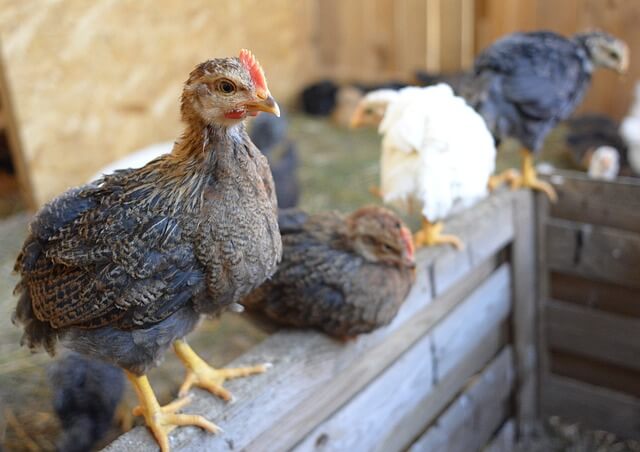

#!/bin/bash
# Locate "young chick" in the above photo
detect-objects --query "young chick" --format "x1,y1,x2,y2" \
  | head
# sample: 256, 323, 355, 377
351, 85, 496, 249
49, 353, 125, 452
243, 206, 416, 338
588, 146, 620, 180
13, 50, 282, 451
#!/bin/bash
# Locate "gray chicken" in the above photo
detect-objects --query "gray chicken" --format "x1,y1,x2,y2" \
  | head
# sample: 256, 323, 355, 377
13, 49, 282, 451
463, 31, 629, 200
243, 206, 416, 339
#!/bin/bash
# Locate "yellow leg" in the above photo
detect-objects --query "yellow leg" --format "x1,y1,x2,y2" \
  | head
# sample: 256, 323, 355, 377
126, 372, 220, 452
174, 340, 271, 401
369, 185, 383, 199
509, 150, 558, 202
413, 218, 464, 250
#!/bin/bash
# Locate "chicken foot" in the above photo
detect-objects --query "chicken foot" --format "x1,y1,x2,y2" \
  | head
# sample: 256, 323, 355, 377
126, 371, 220, 452
413, 218, 464, 249
488, 168, 520, 191
508, 150, 558, 202
174, 339, 271, 401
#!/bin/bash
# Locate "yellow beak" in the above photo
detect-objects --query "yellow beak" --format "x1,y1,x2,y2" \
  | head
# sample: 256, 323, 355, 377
247, 94, 280, 117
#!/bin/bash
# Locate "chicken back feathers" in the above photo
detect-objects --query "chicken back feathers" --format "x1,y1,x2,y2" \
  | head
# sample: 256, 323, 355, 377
243, 207, 415, 338
377, 84, 496, 222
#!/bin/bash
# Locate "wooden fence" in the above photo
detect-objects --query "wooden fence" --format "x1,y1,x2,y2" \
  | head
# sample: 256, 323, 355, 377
104, 189, 538, 452
538, 170, 640, 439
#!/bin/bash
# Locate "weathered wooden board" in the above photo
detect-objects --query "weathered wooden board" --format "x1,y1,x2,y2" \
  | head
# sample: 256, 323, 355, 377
432, 264, 511, 380
550, 350, 640, 398
542, 375, 640, 439
550, 272, 640, 318
510, 190, 539, 434
482, 420, 516, 452
294, 264, 511, 452
408, 347, 514, 452
546, 218, 640, 289
0, 0, 315, 207
544, 171, 640, 234
545, 299, 640, 372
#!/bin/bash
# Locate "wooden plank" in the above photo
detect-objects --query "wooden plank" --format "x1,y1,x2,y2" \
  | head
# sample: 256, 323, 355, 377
536, 192, 551, 411
546, 218, 640, 289
542, 375, 640, 439
105, 250, 502, 451
550, 272, 640, 318
408, 347, 514, 452
482, 419, 515, 452
377, 322, 508, 452
543, 171, 640, 234
510, 190, 539, 434
545, 299, 640, 372
550, 350, 640, 398
294, 264, 511, 452
432, 264, 511, 379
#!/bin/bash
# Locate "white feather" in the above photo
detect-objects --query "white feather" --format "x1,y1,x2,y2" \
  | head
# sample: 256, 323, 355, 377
375, 84, 496, 221
89, 142, 173, 181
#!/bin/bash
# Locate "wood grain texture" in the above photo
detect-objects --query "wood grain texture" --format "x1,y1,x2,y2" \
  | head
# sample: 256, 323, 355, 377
545, 299, 640, 372
550, 350, 640, 398
541, 375, 640, 439
105, 191, 518, 452
544, 171, 640, 234
510, 190, 539, 434
408, 347, 514, 452
546, 218, 640, 289
294, 264, 511, 452
550, 272, 640, 318
0, 0, 314, 206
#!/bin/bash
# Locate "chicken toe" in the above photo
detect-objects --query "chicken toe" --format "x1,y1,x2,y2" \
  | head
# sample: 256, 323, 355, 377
509, 150, 558, 202
174, 340, 270, 401
413, 219, 464, 250
126, 372, 220, 452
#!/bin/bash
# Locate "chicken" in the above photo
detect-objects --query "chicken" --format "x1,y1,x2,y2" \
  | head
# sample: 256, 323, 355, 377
463, 31, 629, 200
249, 113, 300, 208
351, 84, 496, 249
48, 353, 124, 452
620, 81, 640, 176
564, 114, 630, 178
13, 49, 282, 451
243, 206, 415, 338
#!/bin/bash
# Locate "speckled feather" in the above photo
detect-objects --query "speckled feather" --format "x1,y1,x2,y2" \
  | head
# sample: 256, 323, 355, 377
243, 207, 415, 338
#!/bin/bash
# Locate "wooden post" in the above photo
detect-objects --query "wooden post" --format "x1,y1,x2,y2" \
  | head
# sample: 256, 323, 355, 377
510, 190, 539, 436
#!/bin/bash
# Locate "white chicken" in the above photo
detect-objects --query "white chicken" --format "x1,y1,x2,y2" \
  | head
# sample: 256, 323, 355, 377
351, 84, 496, 249
620, 81, 640, 175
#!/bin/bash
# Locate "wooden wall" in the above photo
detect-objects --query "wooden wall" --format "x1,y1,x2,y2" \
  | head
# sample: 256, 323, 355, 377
538, 171, 640, 439
475, 0, 640, 119
0, 0, 315, 207
309, 0, 475, 82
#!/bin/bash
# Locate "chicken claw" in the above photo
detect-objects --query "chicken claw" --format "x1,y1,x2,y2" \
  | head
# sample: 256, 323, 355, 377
488, 169, 520, 191
174, 340, 270, 401
509, 150, 558, 202
126, 372, 220, 452
413, 219, 464, 250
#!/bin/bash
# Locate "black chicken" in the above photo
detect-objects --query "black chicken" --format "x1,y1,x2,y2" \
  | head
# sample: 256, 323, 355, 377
49, 353, 124, 452
13, 50, 282, 451
463, 31, 629, 200
249, 113, 300, 208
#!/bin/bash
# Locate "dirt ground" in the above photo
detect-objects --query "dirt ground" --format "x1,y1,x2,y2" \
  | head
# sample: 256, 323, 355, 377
0, 113, 635, 451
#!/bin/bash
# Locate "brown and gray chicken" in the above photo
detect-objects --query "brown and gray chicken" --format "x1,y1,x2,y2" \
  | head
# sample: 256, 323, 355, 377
243, 206, 416, 339
13, 49, 282, 451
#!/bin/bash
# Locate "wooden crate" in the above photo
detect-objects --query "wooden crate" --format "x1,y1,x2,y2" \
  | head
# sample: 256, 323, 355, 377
104, 189, 538, 452
538, 170, 640, 439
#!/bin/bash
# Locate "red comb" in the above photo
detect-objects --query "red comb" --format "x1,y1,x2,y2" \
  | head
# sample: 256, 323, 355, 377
239, 49, 268, 93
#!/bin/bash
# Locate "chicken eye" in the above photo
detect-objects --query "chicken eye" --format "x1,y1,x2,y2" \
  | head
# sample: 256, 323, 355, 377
217, 79, 236, 94
382, 244, 394, 252
608, 50, 618, 60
